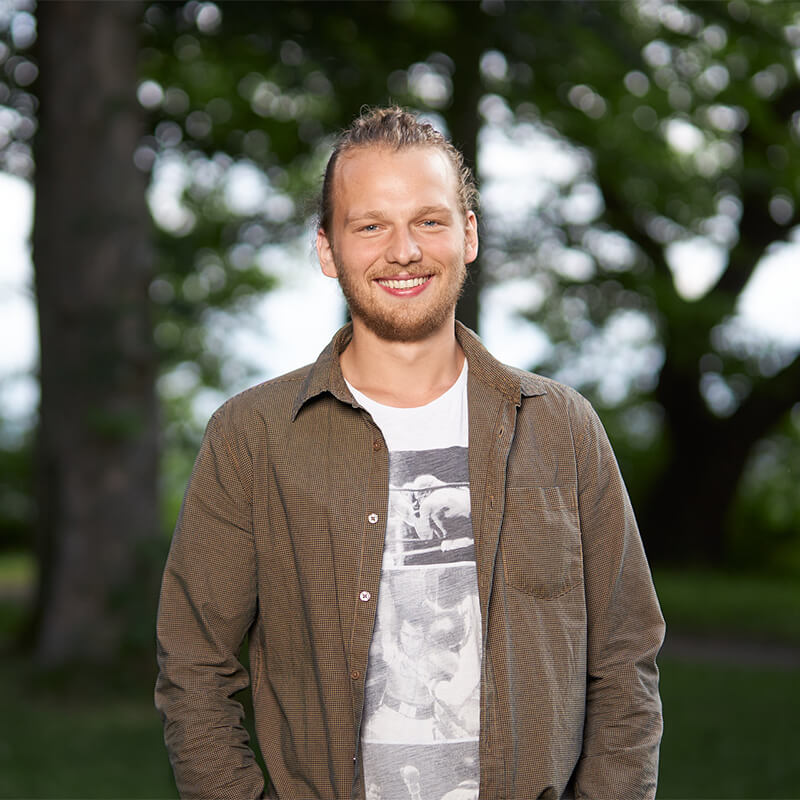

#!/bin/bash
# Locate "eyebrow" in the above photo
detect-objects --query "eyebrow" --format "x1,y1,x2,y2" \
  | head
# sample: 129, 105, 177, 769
344, 210, 385, 225
416, 205, 454, 219
344, 205, 454, 225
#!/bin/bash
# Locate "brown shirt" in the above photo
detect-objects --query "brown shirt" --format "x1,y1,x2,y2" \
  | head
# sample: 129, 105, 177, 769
155, 322, 665, 800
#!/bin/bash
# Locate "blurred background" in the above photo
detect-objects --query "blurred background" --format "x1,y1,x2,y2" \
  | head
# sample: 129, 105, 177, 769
1, 0, 799, 797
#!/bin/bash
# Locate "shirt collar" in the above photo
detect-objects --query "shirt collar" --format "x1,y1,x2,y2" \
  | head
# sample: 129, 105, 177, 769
290, 321, 547, 421
455, 321, 548, 403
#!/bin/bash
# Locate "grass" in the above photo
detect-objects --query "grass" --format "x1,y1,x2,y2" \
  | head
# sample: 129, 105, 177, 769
653, 566, 800, 645
0, 660, 178, 799
0, 551, 36, 585
1, 656, 797, 799
658, 658, 800, 798
0, 553, 178, 799
1, 558, 799, 798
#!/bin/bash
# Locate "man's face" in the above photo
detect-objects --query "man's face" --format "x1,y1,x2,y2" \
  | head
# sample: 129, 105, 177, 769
316, 145, 478, 343
399, 619, 425, 656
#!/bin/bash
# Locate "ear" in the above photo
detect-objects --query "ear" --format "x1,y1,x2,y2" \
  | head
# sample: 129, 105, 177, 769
464, 210, 479, 265
316, 227, 338, 278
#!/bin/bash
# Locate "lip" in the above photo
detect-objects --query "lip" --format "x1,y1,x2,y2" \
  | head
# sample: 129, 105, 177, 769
374, 275, 433, 297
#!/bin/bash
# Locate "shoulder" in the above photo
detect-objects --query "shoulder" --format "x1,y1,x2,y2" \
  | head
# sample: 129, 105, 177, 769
210, 363, 313, 432
508, 364, 594, 419
458, 322, 592, 422
501, 365, 607, 456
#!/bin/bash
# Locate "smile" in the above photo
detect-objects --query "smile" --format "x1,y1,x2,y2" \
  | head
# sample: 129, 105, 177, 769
376, 276, 430, 289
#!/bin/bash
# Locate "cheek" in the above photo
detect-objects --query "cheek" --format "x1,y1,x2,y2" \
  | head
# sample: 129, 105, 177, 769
340, 239, 383, 267
432, 236, 466, 262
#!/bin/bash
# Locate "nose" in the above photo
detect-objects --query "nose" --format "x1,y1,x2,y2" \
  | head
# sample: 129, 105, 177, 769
385, 227, 422, 266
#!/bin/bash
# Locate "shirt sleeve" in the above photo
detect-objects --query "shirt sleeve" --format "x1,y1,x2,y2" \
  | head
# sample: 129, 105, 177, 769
571, 398, 665, 799
154, 410, 265, 799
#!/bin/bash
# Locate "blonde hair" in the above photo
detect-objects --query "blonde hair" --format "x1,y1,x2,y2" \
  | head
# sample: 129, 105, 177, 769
318, 106, 478, 235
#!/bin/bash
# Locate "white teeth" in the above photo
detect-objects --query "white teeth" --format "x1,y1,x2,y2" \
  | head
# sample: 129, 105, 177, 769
378, 277, 428, 289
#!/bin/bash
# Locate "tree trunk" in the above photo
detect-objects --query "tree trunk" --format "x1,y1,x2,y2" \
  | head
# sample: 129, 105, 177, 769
640, 422, 749, 564
31, 1, 159, 666
640, 347, 800, 564
448, 8, 485, 335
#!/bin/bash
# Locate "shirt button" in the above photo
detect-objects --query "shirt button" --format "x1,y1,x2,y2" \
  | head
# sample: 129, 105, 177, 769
372, 439, 381, 451
368, 512, 378, 524
350, 669, 360, 680
359, 590, 371, 602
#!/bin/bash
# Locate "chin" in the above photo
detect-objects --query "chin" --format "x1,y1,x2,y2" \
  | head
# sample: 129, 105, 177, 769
353, 308, 453, 343
363, 320, 442, 343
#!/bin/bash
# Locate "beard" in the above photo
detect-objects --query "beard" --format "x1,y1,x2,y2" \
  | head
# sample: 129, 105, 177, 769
333, 253, 467, 343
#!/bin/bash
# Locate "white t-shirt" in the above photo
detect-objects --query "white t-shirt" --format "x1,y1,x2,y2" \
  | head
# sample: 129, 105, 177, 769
347, 363, 481, 800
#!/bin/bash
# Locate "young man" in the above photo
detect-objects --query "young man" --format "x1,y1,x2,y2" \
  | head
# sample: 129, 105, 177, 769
156, 107, 665, 799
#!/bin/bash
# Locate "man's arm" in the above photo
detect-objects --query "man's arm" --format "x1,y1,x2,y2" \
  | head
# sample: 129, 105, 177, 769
572, 399, 665, 799
155, 410, 265, 799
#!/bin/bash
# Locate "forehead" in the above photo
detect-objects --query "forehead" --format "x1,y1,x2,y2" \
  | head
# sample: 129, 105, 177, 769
331, 145, 459, 218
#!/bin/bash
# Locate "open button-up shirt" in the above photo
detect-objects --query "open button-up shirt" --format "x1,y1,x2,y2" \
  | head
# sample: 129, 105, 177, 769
155, 322, 665, 800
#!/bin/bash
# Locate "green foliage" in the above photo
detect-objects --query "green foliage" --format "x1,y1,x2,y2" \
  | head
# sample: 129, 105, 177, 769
0, 550, 34, 640
4, 0, 800, 569
0, 0, 36, 178
84, 407, 151, 441
135, 1, 468, 513
499, 1, 800, 374
658, 658, 800, 798
0, 422, 33, 553
492, 1, 800, 564
0, 3, 37, 559
729, 408, 800, 572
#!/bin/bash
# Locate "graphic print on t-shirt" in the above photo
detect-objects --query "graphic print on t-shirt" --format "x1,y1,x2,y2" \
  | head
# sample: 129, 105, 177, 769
362, 446, 481, 800
382, 447, 474, 568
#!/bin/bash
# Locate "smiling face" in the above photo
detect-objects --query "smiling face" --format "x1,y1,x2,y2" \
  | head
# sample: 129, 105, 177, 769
316, 145, 478, 343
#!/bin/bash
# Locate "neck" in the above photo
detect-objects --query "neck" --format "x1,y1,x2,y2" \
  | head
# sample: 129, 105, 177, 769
340, 316, 464, 408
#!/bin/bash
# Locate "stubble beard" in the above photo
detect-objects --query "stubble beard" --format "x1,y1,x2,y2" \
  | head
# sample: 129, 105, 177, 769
333, 253, 467, 343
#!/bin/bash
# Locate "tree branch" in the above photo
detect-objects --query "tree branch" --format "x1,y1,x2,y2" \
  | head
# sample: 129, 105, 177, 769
732, 350, 800, 443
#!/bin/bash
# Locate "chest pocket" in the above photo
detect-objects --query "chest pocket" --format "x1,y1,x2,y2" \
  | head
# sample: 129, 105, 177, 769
500, 485, 582, 599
